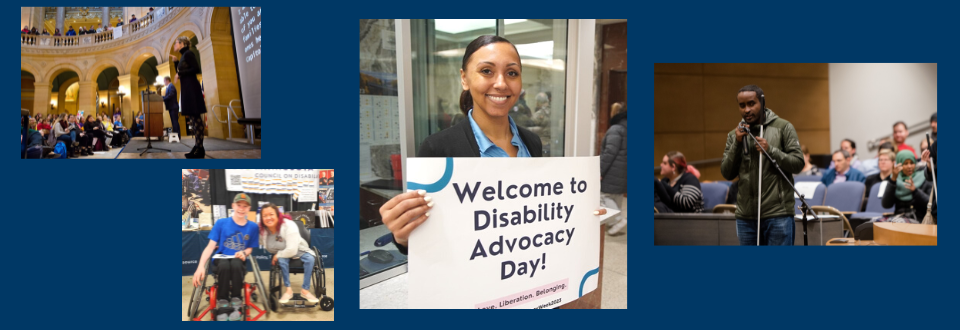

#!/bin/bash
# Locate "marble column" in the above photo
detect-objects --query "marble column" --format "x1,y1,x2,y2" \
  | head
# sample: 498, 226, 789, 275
117, 74, 139, 128
33, 83, 51, 116
197, 37, 243, 140
56, 7, 65, 33
102, 7, 110, 29
33, 7, 44, 31
78, 81, 98, 116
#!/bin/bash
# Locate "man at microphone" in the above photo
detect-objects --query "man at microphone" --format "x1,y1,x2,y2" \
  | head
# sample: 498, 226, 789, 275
720, 85, 805, 245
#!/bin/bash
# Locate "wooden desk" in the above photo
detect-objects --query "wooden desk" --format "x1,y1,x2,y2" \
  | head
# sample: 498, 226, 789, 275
874, 223, 937, 246
826, 238, 876, 246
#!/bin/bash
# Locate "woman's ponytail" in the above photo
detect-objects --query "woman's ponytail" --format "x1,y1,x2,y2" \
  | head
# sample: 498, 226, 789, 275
459, 90, 473, 115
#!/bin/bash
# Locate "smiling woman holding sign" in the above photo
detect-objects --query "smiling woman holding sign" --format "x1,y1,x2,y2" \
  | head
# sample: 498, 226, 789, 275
379, 35, 605, 254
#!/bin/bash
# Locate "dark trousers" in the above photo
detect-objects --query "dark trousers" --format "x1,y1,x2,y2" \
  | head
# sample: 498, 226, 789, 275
215, 258, 246, 300
168, 110, 181, 135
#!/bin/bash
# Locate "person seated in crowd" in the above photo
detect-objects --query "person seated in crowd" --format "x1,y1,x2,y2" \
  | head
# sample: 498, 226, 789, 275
891, 121, 917, 158
193, 193, 259, 322
929, 113, 937, 142
66, 27, 76, 36
53, 28, 61, 36
83, 115, 108, 152
23, 118, 60, 159
821, 149, 866, 187
917, 138, 929, 169
35, 116, 52, 139
796, 144, 822, 176
114, 114, 132, 140
860, 142, 895, 176
72, 114, 93, 156
54, 114, 79, 158
828, 139, 864, 173
880, 150, 932, 222
259, 204, 321, 304
102, 114, 126, 148
862, 150, 896, 211
655, 151, 705, 213
131, 111, 145, 136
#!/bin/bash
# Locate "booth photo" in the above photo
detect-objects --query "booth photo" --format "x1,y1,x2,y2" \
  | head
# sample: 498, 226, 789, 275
182, 169, 335, 321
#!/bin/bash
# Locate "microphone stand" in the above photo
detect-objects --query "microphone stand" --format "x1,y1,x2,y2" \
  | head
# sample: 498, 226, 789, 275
741, 126, 820, 246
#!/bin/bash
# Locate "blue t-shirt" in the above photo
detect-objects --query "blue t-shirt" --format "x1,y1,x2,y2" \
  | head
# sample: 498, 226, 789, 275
208, 218, 260, 256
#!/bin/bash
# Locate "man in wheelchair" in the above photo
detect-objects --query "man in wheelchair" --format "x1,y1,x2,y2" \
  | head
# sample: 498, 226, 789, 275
192, 193, 260, 321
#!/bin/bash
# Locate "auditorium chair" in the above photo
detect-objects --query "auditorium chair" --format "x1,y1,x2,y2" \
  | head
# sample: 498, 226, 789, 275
822, 182, 866, 221
810, 206, 856, 239
848, 183, 895, 228
654, 207, 658, 214
794, 175, 822, 182
700, 183, 729, 213
712, 204, 736, 214
794, 182, 826, 214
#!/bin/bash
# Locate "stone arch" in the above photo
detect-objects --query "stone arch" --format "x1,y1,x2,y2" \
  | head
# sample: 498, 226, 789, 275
87, 57, 126, 83
21, 61, 41, 82
56, 77, 80, 115
164, 21, 204, 55
125, 45, 164, 74
43, 62, 85, 85
205, 7, 232, 43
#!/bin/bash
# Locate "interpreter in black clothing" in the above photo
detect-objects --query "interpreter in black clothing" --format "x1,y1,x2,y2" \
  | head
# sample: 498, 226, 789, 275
171, 36, 207, 158
657, 151, 705, 213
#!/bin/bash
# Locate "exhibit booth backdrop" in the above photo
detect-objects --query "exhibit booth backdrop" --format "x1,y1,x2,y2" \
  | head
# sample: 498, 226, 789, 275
183, 169, 335, 276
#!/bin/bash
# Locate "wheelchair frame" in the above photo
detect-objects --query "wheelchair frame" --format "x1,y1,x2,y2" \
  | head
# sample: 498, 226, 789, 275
267, 245, 334, 312
187, 255, 270, 321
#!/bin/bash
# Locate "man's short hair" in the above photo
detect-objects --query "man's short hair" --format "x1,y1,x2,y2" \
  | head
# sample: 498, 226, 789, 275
878, 141, 895, 153
842, 138, 856, 150
893, 121, 908, 131
931, 113, 937, 123
163, 76, 171, 82
833, 149, 851, 159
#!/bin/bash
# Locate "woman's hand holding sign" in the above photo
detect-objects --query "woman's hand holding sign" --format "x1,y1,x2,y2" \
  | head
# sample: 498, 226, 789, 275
380, 190, 434, 247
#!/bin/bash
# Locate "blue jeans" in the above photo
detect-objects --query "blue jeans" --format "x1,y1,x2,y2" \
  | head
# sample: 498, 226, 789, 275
736, 215, 795, 246
68, 131, 77, 143
278, 252, 315, 290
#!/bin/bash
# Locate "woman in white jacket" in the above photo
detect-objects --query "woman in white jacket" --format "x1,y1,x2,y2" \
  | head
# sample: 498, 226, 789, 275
259, 204, 320, 303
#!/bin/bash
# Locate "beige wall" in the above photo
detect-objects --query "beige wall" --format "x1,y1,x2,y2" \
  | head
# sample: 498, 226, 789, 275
654, 63, 831, 182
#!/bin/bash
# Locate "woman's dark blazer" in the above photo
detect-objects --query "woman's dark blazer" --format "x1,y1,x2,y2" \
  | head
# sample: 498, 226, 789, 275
417, 118, 543, 157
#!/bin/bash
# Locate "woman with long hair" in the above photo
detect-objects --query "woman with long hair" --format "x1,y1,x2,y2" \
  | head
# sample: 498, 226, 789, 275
259, 204, 320, 304
655, 151, 705, 213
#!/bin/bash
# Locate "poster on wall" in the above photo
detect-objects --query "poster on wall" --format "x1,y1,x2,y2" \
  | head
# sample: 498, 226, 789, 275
182, 169, 212, 229
406, 157, 601, 309
225, 169, 321, 201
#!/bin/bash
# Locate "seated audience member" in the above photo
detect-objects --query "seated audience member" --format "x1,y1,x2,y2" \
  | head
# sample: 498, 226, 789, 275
83, 115, 108, 152
880, 151, 932, 222
863, 150, 896, 210
114, 114, 132, 140
828, 139, 865, 173
54, 115, 78, 158
860, 142, 896, 177
23, 118, 59, 159
657, 151, 705, 213
796, 145, 822, 176
917, 139, 929, 170
821, 149, 866, 187
891, 121, 917, 158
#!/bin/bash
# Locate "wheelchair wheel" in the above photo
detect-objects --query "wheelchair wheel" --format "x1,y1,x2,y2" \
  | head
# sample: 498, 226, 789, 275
320, 296, 334, 311
187, 272, 207, 319
268, 266, 280, 312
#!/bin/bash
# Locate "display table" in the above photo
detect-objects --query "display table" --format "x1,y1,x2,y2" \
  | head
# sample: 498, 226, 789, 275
182, 228, 334, 276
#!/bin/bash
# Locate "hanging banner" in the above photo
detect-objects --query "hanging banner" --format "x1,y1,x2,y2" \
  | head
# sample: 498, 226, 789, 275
406, 157, 601, 309
226, 169, 321, 198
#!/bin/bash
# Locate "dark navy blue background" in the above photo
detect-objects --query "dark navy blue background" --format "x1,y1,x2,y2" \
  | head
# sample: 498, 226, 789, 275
15, 1, 956, 328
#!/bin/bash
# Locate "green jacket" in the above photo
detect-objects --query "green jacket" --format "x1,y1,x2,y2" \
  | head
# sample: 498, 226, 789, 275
721, 109, 805, 220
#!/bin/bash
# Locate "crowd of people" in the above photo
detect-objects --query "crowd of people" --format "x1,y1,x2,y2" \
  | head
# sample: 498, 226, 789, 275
656, 112, 938, 226
21, 112, 133, 159
22, 8, 158, 39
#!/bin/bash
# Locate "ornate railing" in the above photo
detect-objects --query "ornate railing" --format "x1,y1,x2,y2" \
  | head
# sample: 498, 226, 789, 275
20, 7, 182, 49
